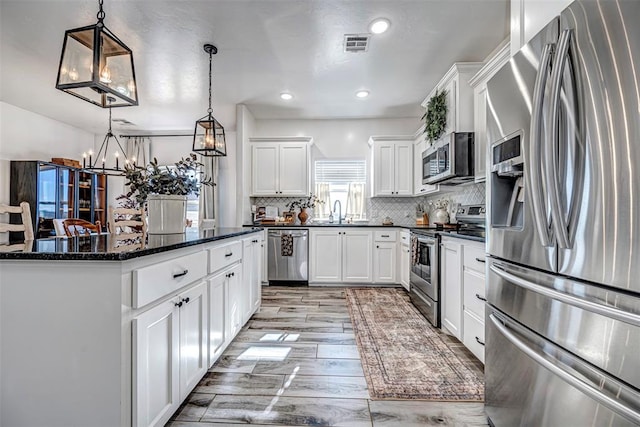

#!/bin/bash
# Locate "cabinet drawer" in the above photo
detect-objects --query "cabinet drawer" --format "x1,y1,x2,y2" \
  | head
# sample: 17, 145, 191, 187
463, 310, 485, 363
209, 241, 242, 274
374, 230, 397, 242
463, 244, 486, 273
463, 270, 486, 319
133, 251, 208, 308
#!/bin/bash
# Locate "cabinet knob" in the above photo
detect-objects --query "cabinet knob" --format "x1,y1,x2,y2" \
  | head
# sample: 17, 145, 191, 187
376, 245, 379, 248
231, 272, 235, 277
182, 297, 190, 304
174, 301, 183, 308
173, 269, 189, 278
475, 336, 485, 346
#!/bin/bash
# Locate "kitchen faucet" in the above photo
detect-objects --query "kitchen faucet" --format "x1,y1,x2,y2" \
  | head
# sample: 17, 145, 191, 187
333, 200, 342, 224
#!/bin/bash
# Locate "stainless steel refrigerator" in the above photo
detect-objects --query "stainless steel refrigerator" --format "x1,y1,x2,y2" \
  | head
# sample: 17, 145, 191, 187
485, 1, 640, 425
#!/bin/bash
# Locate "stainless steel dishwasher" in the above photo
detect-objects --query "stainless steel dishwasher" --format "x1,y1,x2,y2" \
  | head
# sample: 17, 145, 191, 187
267, 229, 309, 285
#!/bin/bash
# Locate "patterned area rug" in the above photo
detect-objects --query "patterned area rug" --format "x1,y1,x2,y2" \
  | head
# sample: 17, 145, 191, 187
346, 288, 484, 401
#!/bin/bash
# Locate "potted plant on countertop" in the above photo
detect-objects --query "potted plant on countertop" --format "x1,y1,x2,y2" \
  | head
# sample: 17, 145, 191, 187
122, 154, 213, 234
285, 194, 324, 225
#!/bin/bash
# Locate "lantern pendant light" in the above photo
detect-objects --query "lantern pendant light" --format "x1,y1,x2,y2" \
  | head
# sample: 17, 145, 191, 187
83, 96, 130, 176
193, 44, 226, 157
56, 0, 138, 107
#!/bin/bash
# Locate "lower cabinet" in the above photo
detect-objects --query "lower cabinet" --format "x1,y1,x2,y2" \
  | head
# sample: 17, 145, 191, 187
441, 237, 463, 339
226, 263, 244, 338
133, 280, 208, 427
310, 229, 373, 283
242, 236, 263, 317
373, 242, 397, 283
208, 271, 228, 366
400, 241, 410, 290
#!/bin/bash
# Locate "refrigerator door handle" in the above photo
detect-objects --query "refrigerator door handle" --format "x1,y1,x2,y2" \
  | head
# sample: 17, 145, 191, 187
546, 29, 574, 249
490, 263, 640, 327
528, 43, 554, 247
489, 313, 640, 425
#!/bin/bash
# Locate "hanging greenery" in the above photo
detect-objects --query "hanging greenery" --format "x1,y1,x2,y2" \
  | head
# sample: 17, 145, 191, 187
422, 89, 448, 143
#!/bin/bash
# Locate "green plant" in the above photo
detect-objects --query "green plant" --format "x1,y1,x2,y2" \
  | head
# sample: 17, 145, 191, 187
285, 194, 325, 210
422, 89, 448, 143
122, 154, 213, 206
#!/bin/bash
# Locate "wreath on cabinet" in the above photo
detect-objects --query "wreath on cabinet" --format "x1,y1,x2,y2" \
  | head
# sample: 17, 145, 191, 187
423, 89, 448, 143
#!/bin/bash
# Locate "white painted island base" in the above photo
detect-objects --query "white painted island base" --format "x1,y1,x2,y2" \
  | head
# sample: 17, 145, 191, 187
0, 230, 264, 427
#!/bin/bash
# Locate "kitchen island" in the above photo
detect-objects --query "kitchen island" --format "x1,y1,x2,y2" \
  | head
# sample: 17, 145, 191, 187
0, 227, 264, 427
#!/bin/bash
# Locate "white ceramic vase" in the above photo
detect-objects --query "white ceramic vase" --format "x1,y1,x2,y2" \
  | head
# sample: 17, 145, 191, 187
432, 208, 450, 225
146, 194, 187, 234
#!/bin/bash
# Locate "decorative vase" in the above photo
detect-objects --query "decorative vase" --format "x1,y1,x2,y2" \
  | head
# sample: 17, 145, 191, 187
298, 208, 309, 225
146, 194, 187, 234
432, 208, 450, 225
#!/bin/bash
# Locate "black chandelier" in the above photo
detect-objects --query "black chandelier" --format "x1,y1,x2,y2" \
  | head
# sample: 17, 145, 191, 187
193, 44, 226, 157
55, 0, 138, 107
84, 96, 130, 175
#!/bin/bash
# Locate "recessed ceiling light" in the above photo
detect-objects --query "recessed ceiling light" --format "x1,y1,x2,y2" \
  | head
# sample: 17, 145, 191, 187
280, 92, 293, 100
369, 18, 390, 34
356, 90, 370, 98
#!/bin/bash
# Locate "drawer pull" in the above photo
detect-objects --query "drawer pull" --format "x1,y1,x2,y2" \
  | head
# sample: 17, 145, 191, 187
475, 257, 486, 263
174, 301, 183, 308
381, 234, 390, 238
173, 269, 189, 278
225, 252, 233, 257
182, 297, 190, 304
475, 336, 485, 346
475, 293, 487, 302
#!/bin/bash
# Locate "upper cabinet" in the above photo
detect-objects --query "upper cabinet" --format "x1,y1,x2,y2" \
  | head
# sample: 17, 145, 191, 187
510, 0, 573, 55
469, 41, 510, 182
369, 136, 414, 197
421, 62, 483, 140
413, 130, 439, 196
250, 137, 312, 197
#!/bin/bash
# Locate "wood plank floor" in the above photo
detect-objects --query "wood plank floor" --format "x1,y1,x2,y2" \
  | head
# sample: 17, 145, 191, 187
167, 286, 487, 427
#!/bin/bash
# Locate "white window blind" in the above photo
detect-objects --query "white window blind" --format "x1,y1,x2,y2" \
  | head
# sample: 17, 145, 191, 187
315, 160, 366, 183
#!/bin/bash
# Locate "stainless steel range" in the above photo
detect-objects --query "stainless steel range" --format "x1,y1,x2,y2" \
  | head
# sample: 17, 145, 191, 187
409, 229, 439, 327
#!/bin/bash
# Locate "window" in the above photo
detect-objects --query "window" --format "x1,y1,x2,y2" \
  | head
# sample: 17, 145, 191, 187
314, 160, 366, 220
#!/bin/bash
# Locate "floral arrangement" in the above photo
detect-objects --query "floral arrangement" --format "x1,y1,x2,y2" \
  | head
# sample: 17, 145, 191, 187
123, 154, 213, 206
285, 194, 325, 211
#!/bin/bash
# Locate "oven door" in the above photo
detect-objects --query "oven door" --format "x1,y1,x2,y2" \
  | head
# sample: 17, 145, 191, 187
410, 235, 439, 301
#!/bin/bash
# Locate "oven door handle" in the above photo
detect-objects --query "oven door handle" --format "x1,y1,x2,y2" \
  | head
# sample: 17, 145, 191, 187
489, 313, 640, 425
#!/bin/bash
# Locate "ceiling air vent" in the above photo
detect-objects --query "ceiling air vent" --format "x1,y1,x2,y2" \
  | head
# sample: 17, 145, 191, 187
344, 34, 370, 53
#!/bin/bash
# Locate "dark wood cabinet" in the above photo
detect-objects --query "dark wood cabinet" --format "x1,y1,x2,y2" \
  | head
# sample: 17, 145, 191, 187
10, 161, 108, 238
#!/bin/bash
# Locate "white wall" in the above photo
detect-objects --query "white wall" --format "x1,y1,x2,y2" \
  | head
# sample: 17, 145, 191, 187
236, 105, 255, 227
0, 101, 96, 205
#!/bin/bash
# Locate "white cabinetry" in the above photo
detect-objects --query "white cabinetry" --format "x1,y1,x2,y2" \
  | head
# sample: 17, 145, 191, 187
413, 130, 439, 196
399, 230, 410, 290
310, 228, 372, 283
421, 63, 483, 139
226, 263, 243, 338
510, 0, 572, 55
369, 136, 413, 197
133, 280, 208, 427
207, 270, 227, 365
242, 236, 262, 322
469, 41, 510, 182
373, 230, 397, 284
441, 236, 463, 339
461, 241, 487, 363
250, 137, 312, 196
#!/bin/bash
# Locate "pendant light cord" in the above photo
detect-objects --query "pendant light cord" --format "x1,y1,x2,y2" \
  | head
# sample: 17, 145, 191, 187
97, 0, 105, 24
207, 51, 213, 115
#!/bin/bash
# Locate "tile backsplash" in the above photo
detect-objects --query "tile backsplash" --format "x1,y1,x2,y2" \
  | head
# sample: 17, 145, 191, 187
251, 182, 485, 226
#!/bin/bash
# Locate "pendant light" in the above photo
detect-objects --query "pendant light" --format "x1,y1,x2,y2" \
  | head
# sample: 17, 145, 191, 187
193, 44, 226, 157
83, 96, 130, 175
56, 0, 138, 107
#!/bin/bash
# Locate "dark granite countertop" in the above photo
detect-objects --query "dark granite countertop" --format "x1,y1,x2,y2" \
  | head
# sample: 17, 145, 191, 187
243, 223, 407, 228
0, 227, 263, 261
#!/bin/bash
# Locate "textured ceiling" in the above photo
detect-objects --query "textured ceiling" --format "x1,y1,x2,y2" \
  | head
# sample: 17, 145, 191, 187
0, 0, 509, 134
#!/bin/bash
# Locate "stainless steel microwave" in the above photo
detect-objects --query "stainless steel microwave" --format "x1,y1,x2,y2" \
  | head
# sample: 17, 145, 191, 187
422, 132, 475, 185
